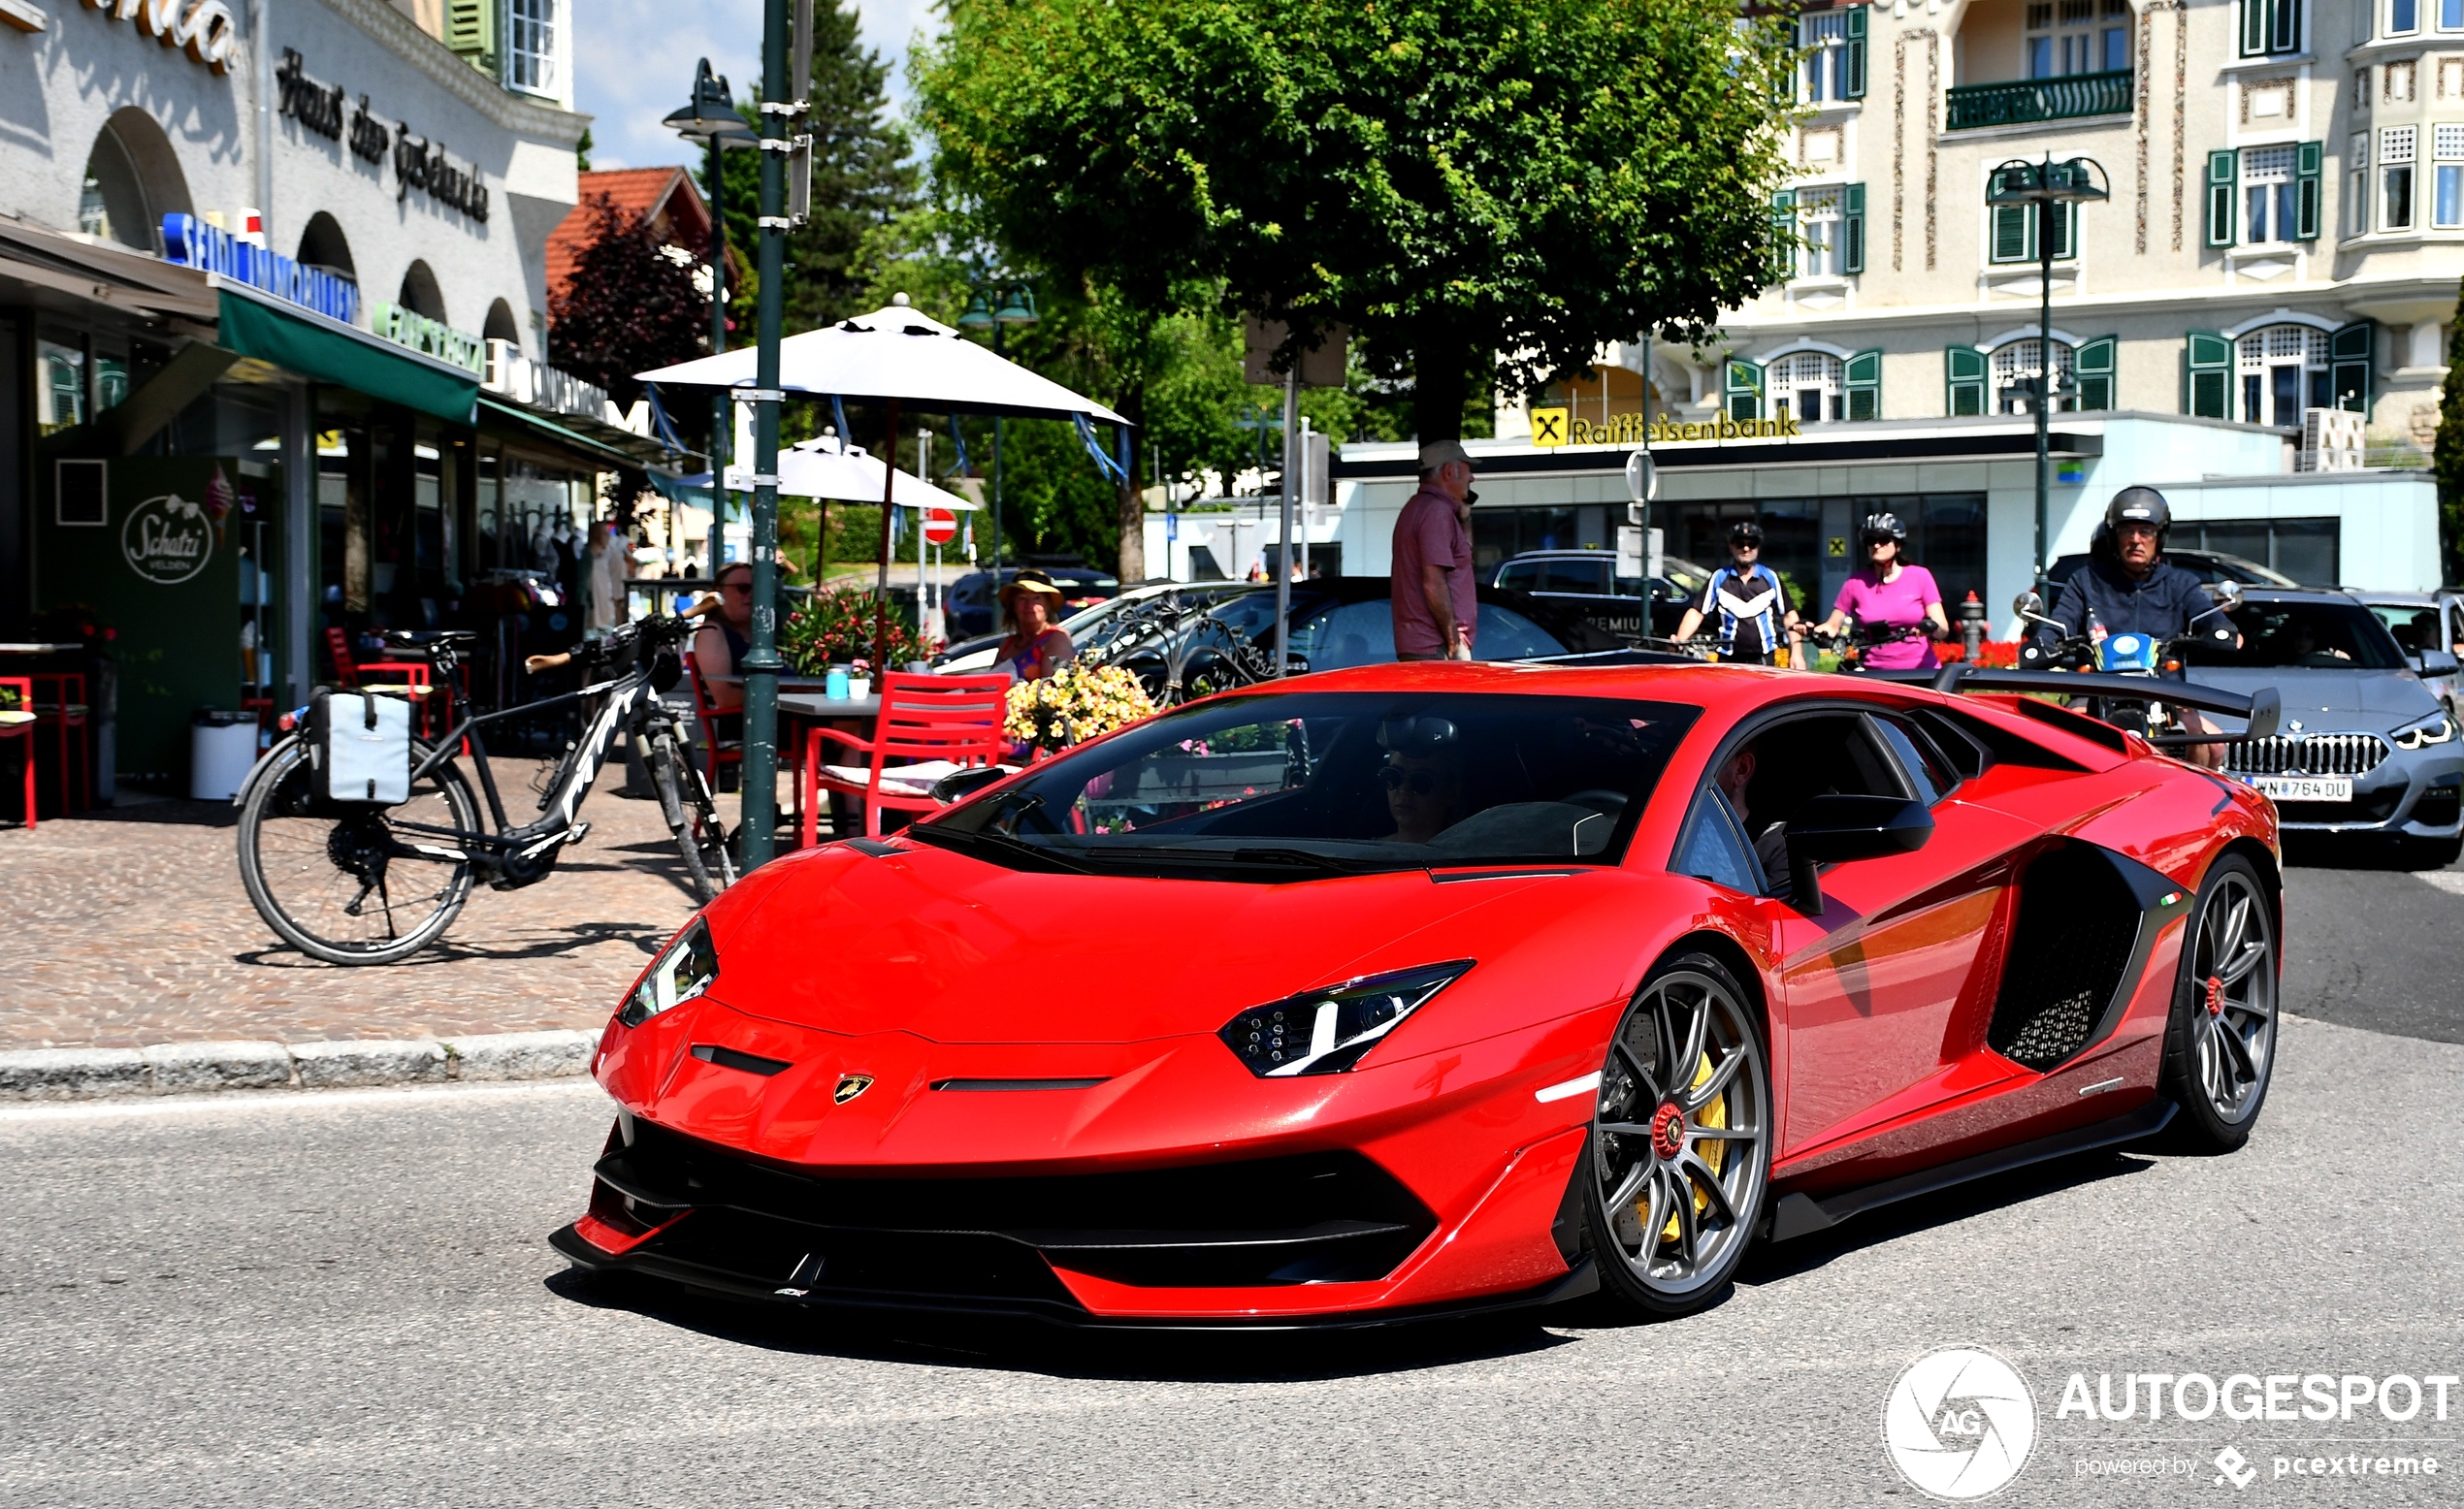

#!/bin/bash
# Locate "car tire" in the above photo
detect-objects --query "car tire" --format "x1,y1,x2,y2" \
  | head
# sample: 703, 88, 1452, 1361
1584, 950, 1772, 1319
2159, 853, 2279, 1154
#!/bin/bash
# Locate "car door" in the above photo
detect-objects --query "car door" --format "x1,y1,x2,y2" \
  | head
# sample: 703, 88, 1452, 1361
1709, 707, 2038, 1160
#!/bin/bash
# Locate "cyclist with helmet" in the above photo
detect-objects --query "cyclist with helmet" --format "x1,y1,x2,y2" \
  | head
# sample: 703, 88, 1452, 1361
1673, 519, 1802, 664
1815, 511, 1948, 669
2026, 487, 2215, 657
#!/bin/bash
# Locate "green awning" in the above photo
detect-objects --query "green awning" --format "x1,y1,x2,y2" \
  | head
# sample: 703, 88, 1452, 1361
475, 396, 669, 469
214, 285, 479, 424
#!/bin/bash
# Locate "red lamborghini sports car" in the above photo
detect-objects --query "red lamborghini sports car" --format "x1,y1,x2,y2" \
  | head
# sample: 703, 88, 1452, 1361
554, 660, 2285, 1327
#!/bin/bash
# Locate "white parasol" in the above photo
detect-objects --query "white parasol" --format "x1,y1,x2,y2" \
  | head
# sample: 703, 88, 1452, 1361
721, 434, 981, 509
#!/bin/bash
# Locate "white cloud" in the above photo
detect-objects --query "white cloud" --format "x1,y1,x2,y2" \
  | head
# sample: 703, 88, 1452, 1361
575, 0, 937, 178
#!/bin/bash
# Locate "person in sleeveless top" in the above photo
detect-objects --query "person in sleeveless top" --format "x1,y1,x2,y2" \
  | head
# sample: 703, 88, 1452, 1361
993, 568, 1077, 682
1672, 519, 1800, 665
691, 562, 757, 716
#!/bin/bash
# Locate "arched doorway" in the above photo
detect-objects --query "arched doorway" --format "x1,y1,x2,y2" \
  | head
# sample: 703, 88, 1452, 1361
78, 109, 193, 254
296, 211, 355, 277
398, 260, 446, 323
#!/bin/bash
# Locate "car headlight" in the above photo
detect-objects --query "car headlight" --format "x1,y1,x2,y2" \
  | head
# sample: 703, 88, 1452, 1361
2394, 713, 2457, 751
619, 918, 717, 1028
1216, 961, 1473, 1077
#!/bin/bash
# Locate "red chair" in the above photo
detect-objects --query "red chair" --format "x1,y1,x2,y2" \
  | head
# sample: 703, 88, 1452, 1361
325, 627, 441, 735
802, 673, 1010, 844
0, 678, 37, 829
683, 653, 743, 794
27, 672, 89, 813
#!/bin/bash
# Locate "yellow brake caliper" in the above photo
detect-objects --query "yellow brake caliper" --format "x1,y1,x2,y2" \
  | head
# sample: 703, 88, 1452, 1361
1649, 1051, 1726, 1246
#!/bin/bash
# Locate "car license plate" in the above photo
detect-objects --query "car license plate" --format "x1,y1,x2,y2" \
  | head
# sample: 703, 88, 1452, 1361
2243, 774, 2353, 803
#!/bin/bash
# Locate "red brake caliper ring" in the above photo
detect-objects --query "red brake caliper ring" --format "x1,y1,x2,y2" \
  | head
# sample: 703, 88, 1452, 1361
2205, 975, 2224, 1017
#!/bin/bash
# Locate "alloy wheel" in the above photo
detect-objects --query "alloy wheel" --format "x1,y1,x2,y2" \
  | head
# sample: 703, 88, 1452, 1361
1593, 969, 1769, 1301
2188, 869, 2275, 1124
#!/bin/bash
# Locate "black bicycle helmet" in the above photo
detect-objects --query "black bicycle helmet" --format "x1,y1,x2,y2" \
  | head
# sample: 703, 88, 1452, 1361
1863, 511, 1906, 547
1729, 519, 1765, 547
2106, 486, 2171, 534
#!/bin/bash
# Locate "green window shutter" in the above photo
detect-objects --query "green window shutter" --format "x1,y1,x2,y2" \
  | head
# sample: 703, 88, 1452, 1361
2075, 336, 2118, 411
1842, 183, 1866, 273
1844, 6, 1868, 99
1769, 190, 1796, 280
2240, 0, 2265, 56
2331, 320, 2374, 412
2205, 149, 2239, 247
2045, 202, 2074, 261
1845, 347, 1883, 421
1946, 347, 1988, 416
2295, 141, 2323, 240
2186, 331, 2232, 418
446, 0, 494, 59
1991, 204, 2030, 263
1725, 360, 1765, 422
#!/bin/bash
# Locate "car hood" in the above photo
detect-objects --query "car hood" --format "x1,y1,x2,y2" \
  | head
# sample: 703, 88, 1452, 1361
2185, 666, 2439, 727
704, 842, 1576, 1044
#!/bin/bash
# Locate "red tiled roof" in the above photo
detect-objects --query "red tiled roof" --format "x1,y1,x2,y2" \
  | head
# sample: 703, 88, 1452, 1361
546, 167, 718, 311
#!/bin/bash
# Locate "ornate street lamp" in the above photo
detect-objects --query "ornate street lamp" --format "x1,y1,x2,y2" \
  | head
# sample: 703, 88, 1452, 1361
957, 276, 1038, 579
665, 61, 759, 579
1988, 155, 2109, 587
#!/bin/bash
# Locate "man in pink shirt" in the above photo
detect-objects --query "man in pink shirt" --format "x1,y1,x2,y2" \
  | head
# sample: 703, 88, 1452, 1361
1391, 439, 1477, 660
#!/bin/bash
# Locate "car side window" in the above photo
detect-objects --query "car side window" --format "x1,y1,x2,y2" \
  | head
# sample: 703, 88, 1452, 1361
1706, 712, 1908, 881
1473, 603, 1570, 660
1540, 559, 1609, 594
1871, 714, 1958, 805
1495, 561, 1540, 591
1676, 786, 1766, 895
1287, 598, 1394, 670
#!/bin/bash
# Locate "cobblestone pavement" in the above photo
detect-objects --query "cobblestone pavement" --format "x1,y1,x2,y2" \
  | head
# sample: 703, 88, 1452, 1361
0, 762, 755, 1051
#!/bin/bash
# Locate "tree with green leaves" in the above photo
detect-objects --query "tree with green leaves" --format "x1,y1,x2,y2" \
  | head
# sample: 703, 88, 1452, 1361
2436, 280, 2464, 584
916, 0, 1799, 442
703, 0, 918, 332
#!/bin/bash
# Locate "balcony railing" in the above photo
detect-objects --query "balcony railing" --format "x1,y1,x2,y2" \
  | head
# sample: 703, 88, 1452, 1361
1946, 70, 2133, 131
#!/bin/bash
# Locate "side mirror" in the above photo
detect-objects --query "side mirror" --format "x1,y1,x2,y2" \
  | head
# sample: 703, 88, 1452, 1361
2013, 590, 2047, 621
2420, 650, 2460, 678
1781, 794, 1933, 913
2244, 687, 2282, 742
930, 765, 1012, 804
2214, 580, 2245, 610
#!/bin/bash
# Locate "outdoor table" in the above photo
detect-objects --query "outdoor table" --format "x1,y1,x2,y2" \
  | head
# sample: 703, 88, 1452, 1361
777, 691, 884, 844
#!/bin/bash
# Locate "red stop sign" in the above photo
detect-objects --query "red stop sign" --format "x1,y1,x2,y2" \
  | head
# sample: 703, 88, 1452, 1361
923, 507, 958, 545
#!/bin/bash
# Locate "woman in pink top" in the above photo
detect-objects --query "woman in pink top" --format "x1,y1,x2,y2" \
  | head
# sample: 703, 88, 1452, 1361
1817, 511, 1948, 671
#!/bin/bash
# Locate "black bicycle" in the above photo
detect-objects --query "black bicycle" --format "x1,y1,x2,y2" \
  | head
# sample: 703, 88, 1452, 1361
234, 616, 735, 966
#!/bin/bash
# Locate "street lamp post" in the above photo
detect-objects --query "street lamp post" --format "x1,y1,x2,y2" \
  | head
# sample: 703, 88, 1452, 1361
664, 62, 757, 594
957, 280, 1038, 583
1988, 155, 2108, 587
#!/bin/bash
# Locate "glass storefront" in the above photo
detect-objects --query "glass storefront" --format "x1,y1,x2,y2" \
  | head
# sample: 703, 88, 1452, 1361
1470, 504, 1612, 576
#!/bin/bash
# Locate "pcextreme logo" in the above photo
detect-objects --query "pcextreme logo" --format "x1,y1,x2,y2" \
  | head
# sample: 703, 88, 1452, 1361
1883, 1346, 2040, 1500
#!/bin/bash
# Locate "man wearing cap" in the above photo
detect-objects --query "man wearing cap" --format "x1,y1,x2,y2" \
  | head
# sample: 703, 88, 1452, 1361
1391, 439, 1478, 661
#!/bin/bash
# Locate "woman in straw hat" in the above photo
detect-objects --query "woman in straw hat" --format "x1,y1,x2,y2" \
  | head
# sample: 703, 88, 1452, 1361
992, 568, 1078, 682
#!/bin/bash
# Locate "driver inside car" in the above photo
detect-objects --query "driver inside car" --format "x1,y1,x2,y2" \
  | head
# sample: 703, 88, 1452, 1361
1380, 737, 1468, 844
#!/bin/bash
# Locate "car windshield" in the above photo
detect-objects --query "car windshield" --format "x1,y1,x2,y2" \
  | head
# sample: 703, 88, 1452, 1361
2188, 600, 2409, 670
915, 692, 1699, 882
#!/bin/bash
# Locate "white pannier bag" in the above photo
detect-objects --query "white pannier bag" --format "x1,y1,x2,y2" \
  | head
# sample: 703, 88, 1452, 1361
308, 689, 413, 805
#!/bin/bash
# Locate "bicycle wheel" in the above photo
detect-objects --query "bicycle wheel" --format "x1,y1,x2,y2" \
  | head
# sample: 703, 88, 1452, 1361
649, 730, 735, 904
237, 735, 482, 965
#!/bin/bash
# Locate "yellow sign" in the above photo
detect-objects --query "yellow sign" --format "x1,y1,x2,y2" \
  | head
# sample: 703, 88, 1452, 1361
1525, 409, 1803, 447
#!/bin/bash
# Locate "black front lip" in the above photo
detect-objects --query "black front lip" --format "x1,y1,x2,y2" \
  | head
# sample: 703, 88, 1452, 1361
550, 1220, 1598, 1332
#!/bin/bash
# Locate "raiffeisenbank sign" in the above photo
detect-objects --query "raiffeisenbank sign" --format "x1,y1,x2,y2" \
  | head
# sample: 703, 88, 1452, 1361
1528, 406, 1800, 447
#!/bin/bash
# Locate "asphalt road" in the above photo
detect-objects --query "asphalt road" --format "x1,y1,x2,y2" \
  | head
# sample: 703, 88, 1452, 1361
3, 858, 2460, 1509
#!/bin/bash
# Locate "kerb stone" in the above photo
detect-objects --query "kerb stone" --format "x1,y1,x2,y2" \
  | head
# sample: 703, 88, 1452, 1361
289, 1039, 450, 1088
0, 1047, 151, 1099
144, 1041, 295, 1093
445, 1029, 599, 1081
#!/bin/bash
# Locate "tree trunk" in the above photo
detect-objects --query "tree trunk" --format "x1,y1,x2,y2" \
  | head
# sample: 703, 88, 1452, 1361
1114, 388, 1148, 583
1410, 339, 1475, 443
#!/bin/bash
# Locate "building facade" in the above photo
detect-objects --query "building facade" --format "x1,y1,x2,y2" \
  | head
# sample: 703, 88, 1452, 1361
2, 0, 665, 791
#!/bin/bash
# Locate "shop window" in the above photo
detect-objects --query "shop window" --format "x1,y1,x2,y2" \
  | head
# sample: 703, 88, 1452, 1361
2235, 325, 2331, 427
2177, 518, 2339, 584
2239, 0, 2300, 54
1990, 199, 2074, 263
1768, 351, 1845, 423
2383, 125, 2416, 230
1991, 338, 2078, 414
1468, 506, 1610, 577
2438, 125, 2464, 226
507, 0, 557, 94
1799, 8, 1866, 103
1665, 499, 1822, 607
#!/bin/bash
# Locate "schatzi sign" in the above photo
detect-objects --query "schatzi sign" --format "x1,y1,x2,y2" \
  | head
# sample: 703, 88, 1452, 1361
277, 50, 490, 223
120, 493, 214, 585
81, 0, 240, 75
1530, 406, 1802, 446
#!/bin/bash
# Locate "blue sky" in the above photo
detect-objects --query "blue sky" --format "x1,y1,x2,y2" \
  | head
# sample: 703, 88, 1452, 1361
575, 0, 933, 173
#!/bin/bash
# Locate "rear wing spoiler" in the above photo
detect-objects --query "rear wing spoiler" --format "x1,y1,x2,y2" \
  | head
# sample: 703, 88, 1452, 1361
1862, 666, 2283, 743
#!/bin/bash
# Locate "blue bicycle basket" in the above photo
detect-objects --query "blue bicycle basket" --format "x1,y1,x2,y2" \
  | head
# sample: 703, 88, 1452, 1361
2097, 632, 2160, 672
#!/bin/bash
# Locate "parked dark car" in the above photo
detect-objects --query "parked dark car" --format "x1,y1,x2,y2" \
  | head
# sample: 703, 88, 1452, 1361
1490, 549, 1711, 639
945, 562, 1122, 639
